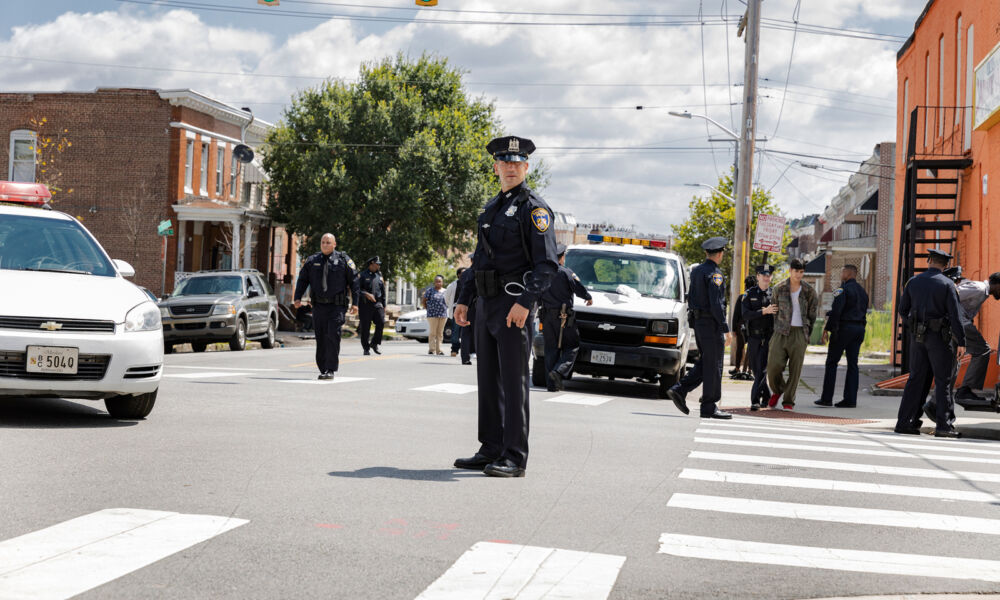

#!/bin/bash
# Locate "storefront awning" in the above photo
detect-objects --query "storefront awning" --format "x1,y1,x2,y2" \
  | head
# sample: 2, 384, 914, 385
803, 253, 826, 276
855, 190, 878, 215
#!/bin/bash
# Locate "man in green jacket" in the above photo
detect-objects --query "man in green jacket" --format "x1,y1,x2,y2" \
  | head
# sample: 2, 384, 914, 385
766, 259, 819, 409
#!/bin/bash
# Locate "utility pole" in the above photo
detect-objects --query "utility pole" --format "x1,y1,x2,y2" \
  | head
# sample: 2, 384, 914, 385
731, 0, 761, 318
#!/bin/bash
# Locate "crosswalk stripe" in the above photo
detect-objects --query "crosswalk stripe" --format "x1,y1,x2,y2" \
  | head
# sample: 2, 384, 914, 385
415, 541, 625, 600
707, 421, 857, 436
698, 427, 1000, 456
167, 366, 281, 372
277, 377, 372, 385
411, 383, 478, 395
678, 468, 1000, 503
667, 493, 1000, 535
657, 533, 1000, 582
688, 451, 1000, 483
694, 436, 996, 465
544, 394, 614, 406
0, 508, 248, 600
162, 371, 245, 379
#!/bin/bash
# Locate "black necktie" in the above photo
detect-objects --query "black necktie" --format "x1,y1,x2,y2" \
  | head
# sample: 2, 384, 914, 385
322, 256, 329, 294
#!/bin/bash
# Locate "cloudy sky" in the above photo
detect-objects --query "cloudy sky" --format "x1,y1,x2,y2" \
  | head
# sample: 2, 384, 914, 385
5, 0, 928, 234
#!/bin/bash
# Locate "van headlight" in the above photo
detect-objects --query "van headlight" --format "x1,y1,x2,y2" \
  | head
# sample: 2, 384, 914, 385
651, 320, 673, 334
212, 303, 236, 315
125, 302, 162, 332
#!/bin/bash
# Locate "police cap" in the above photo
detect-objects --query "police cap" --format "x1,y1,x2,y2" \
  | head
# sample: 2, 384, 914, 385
487, 136, 535, 162
943, 265, 963, 281
755, 264, 774, 275
367, 255, 381, 265
556, 243, 567, 256
701, 237, 728, 252
927, 248, 953, 262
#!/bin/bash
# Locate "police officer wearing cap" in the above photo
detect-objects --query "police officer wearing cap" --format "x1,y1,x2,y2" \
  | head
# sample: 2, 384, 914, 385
816, 264, 869, 408
538, 242, 593, 391
357, 256, 386, 356
294, 233, 360, 379
895, 248, 968, 437
453, 135, 559, 478
666, 236, 733, 419
742, 264, 777, 410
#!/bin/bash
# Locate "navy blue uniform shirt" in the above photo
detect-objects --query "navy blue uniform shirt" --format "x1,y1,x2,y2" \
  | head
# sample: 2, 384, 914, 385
741, 285, 774, 337
294, 251, 360, 305
689, 259, 729, 333
457, 182, 559, 308
358, 269, 386, 305
825, 278, 869, 332
897, 268, 968, 346
540, 265, 592, 309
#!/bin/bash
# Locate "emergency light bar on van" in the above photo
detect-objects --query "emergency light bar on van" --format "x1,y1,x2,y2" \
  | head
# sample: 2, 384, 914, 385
0, 181, 52, 206
586, 233, 668, 248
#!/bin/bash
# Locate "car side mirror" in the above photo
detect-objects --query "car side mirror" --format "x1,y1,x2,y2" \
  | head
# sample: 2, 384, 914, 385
113, 259, 135, 278
248, 289, 260, 298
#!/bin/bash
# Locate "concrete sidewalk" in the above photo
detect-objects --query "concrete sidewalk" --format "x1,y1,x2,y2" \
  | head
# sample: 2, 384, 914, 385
718, 346, 1000, 441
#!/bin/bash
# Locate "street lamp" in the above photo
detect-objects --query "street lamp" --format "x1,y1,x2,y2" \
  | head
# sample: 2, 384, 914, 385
685, 182, 735, 202
668, 111, 739, 141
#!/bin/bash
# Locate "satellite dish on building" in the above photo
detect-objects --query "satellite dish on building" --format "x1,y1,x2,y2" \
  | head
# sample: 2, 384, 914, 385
233, 144, 254, 164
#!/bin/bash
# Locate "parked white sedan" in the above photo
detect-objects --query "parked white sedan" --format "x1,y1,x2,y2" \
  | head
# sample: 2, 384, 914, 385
0, 201, 163, 418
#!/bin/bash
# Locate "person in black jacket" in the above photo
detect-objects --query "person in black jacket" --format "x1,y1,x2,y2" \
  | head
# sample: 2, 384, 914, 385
538, 243, 593, 391
815, 264, 870, 408
742, 264, 777, 410
729, 275, 757, 381
357, 256, 386, 356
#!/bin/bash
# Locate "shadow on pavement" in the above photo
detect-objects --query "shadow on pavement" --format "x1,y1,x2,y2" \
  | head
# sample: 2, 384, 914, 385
327, 467, 482, 482
631, 412, 688, 419
0, 397, 138, 429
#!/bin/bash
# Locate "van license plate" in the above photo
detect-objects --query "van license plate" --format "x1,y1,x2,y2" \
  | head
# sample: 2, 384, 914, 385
26, 346, 79, 374
591, 350, 615, 365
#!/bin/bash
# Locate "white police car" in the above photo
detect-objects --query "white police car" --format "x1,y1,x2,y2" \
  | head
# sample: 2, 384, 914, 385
0, 182, 162, 418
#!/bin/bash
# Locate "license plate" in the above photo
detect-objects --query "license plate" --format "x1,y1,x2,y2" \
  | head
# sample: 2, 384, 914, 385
591, 350, 615, 365
26, 346, 79, 374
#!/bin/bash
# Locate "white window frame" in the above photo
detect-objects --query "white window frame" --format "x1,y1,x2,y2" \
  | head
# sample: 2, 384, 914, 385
199, 141, 209, 195
216, 145, 224, 197
8, 129, 37, 182
230, 151, 238, 198
184, 138, 194, 193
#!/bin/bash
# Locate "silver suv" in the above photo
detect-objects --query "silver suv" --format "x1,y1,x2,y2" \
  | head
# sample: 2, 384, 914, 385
160, 270, 278, 353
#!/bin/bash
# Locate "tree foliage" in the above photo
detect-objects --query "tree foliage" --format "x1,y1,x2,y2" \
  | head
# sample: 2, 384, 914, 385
671, 172, 792, 279
264, 53, 535, 278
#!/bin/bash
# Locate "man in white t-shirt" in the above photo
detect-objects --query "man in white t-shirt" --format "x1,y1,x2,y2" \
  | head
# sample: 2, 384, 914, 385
766, 259, 818, 410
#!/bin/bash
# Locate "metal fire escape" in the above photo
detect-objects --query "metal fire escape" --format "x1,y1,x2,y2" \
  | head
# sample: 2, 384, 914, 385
894, 106, 972, 372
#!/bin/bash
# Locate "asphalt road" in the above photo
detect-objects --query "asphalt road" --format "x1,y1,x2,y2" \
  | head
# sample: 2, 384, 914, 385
3, 339, 1000, 599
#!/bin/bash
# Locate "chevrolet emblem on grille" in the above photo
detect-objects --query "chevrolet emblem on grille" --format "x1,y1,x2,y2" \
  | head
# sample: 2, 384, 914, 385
40, 321, 63, 331
597, 323, 616, 331
185, 307, 195, 313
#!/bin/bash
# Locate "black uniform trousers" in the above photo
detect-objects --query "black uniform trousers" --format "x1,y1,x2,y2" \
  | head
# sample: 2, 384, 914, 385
747, 335, 771, 405
676, 317, 724, 415
897, 330, 957, 431
313, 303, 346, 373
819, 323, 866, 405
540, 308, 580, 379
357, 301, 385, 351
475, 294, 531, 468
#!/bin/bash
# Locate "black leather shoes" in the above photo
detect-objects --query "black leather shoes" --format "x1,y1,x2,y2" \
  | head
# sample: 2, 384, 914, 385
454, 453, 497, 470
547, 372, 564, 392
363, 350, 371, 356
834, 401, 856, 408
462, 360, 472, 365
666, 387, 689, 415
935, 428, 962, 438
701, 409, 733, 420
894, 426, 921, 435
750, 402, 760, 411
318, 371, 333, 380
484, 458, 525, 478
372, 346, 381, 355
814, 400, 833, 407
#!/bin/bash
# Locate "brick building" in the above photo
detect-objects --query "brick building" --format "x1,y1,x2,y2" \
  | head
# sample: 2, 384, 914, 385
0, 88, 299, 297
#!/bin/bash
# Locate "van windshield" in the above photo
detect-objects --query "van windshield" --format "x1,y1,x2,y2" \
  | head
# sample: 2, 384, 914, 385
565, 249, 681, 300
0, 213, 116, 276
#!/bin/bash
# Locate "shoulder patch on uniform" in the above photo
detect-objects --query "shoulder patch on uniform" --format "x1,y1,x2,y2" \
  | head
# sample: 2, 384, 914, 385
530, 207, 551, 232
346, 256, 356, 271
711, 273, 724, 287
833, 288, 843, 297
573, 273, 580, 281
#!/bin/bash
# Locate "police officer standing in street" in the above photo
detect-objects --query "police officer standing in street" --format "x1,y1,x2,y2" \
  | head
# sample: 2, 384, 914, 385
666, 237, 733, 419
741, 264, 777, 410
539, 243, 593, 392
294, 233, 359, 380
453, 135, 559, 478
815, 264, 870, 408
895, 249, 968, 437
358, 256, 386, 356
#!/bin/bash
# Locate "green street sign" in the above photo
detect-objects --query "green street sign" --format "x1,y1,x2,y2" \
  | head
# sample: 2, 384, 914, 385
157, 219, 172, 235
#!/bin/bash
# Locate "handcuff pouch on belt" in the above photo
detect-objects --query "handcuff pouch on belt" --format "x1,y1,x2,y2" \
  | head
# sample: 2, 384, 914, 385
910, 317, 949, 344
315, 292, 348, 306
475, 270, 500, 298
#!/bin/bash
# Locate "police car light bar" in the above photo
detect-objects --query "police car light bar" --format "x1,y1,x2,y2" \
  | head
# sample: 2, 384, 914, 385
0, 181, 52, 206
587, 233, 667, 248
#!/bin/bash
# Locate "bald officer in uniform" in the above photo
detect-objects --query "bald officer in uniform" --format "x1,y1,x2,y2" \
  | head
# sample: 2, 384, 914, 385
294, 233, 359, 379
665, 237, 733, 419
453, 135, 559, 478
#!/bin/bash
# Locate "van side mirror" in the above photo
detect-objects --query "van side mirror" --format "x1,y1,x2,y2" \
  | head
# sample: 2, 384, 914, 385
113, 259, 135, 278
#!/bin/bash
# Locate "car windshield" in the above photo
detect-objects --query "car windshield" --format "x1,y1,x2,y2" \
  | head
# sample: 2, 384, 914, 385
172, 275, 243, 296
0, 213, 116, 276
565, 249, 681, 300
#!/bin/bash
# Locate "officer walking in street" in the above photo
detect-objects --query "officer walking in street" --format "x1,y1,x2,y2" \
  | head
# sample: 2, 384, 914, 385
293, 233, 359, 380
357, 256, 386, 356
815, 264, 870, 408
452, 135, 559, 478
741, 264, 777, 410
895, 249, 968, 437
665, 237, 733, 419
539, 243, 593, 392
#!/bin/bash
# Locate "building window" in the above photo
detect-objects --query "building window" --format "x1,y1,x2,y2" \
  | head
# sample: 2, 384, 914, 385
200, 142, 208, 194
8, 130, 37, 182
956, 15, 963, 124
938, 35, 945, 136
216, 146, 224, 197
924, 53, 930, 148
184, 139, 194, 192
965, 24, 974, 149
242, 181, 252, 206
230, 153, 238, 197
254, 184, 263, 209
902, 78, 909, 153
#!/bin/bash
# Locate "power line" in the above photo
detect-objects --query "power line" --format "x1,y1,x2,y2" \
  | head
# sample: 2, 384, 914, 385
699, 1, 722, 177
769, 0, 800, 139
722, 0, 737, 131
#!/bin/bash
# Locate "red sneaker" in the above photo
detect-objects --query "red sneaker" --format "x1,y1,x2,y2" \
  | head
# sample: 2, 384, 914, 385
782, 403, 794, 411
767, 393, 781, 408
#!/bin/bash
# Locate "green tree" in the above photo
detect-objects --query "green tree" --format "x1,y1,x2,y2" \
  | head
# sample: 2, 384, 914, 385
264, 53, 546, 277
671, 171, 792, 281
